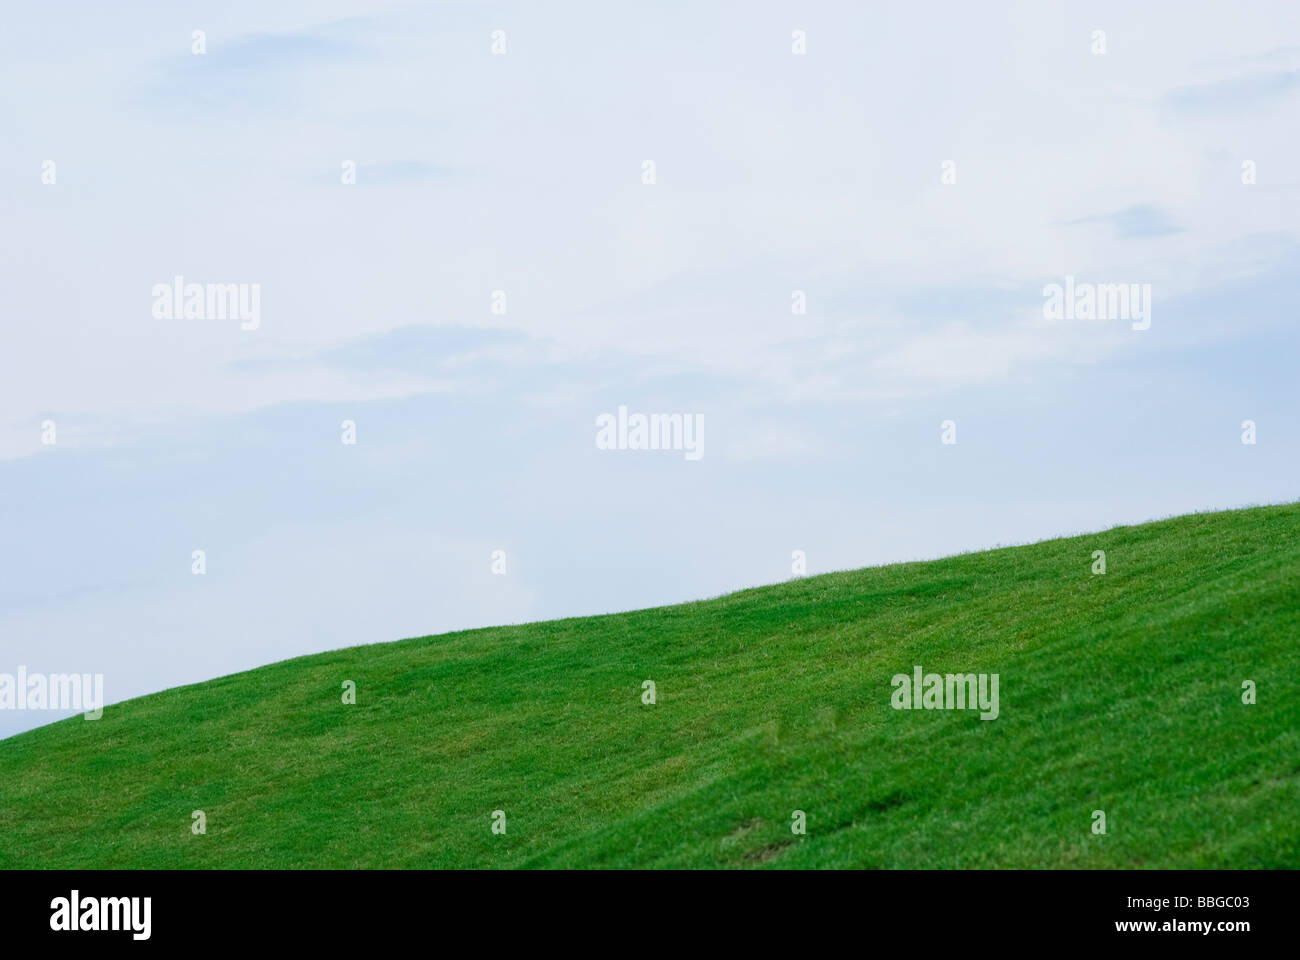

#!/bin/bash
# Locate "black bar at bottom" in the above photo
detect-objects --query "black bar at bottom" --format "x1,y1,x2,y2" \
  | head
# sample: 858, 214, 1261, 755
0, 869, 1285, 947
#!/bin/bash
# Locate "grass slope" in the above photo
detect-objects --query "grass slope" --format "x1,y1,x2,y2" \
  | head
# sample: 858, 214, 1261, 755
2, 504, 1298, 869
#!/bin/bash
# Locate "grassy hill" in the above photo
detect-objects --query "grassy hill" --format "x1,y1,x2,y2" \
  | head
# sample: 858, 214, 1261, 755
2, 504, 1297, 869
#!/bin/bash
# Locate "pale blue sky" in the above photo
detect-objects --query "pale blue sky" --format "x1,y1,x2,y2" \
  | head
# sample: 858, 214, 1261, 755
2, 1, 1298, 736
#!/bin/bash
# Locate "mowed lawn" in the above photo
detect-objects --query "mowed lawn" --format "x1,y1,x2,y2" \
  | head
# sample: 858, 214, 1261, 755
1, 504, 1297, 868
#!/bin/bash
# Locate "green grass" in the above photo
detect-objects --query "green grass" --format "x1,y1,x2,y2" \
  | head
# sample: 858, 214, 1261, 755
2, 504, 1298, 869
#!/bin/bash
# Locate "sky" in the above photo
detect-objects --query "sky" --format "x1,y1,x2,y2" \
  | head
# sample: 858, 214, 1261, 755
2, 0, 1298, 737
